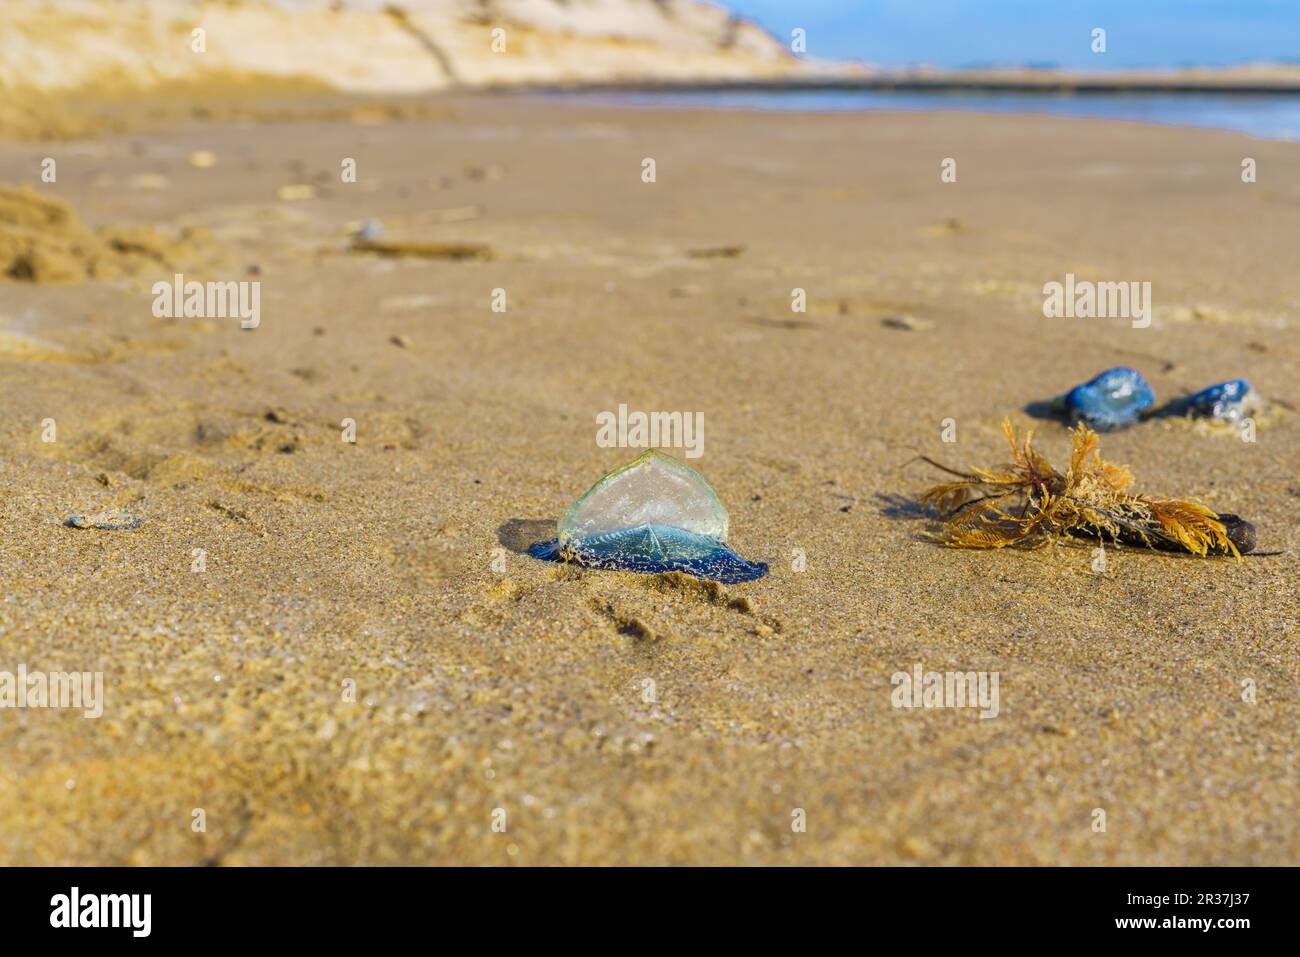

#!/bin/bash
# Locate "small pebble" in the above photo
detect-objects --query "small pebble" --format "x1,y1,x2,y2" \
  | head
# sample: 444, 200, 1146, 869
355, 219, 384, 241
1216, 514, 1258, 554
881, 314, 934, 331
465, 164, 504, 181
66, 509, 142, 530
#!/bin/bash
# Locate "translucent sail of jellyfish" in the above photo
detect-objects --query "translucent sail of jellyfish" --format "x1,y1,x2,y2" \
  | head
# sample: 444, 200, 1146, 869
529, 450, 768, 584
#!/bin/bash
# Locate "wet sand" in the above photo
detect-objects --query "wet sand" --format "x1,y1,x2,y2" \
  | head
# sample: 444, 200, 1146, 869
0, 95, 1296, 864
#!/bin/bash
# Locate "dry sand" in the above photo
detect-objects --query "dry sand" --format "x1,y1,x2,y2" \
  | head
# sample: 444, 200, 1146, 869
0, 95, 1296, 865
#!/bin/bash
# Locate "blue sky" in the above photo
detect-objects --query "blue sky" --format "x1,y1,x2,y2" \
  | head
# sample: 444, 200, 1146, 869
725, 1, 1300, 69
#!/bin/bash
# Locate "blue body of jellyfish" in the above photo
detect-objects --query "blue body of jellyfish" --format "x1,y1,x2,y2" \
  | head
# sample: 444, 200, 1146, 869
529, 525, 767, 584
1056, 367, 1155, 430
1179, 378, 1256, 421
528, 450, 768, 584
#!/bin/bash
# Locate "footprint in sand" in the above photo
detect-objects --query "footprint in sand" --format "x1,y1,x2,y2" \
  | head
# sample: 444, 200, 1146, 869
922, 218, 968, 237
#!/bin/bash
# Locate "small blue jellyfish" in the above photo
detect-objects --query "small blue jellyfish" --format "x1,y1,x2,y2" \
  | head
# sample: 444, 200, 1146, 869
1178, 378, 1258, 421
528, 450, 768, 583
1052, 367, 1155, 430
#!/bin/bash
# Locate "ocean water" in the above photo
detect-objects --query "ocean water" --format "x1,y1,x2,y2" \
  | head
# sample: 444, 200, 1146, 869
565, 89, 1300, 140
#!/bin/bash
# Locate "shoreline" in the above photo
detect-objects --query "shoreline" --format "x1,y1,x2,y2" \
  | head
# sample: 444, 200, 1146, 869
518, 73, 1300, 96
8, 86, 1300, 147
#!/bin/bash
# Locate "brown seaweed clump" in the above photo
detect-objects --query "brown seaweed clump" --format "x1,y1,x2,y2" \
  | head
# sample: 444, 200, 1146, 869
920, 419, 1246, 558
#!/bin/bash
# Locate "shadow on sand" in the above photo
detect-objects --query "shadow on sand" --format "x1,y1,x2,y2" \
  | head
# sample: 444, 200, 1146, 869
497, 518, 555, 554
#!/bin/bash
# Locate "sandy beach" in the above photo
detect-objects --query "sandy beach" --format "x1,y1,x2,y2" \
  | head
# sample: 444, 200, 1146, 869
1, 91, 1297, 865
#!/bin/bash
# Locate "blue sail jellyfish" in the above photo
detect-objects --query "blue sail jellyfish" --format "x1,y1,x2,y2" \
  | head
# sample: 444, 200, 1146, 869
528, 450, 768, 583
1050, 366, 1155, 430
1178, 378, 1259, 421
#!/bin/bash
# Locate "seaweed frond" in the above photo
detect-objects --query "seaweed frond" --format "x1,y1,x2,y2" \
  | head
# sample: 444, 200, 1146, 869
919, 481, 983, 514
919, 418, 1242, 560
1143, 497, 1239, 558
